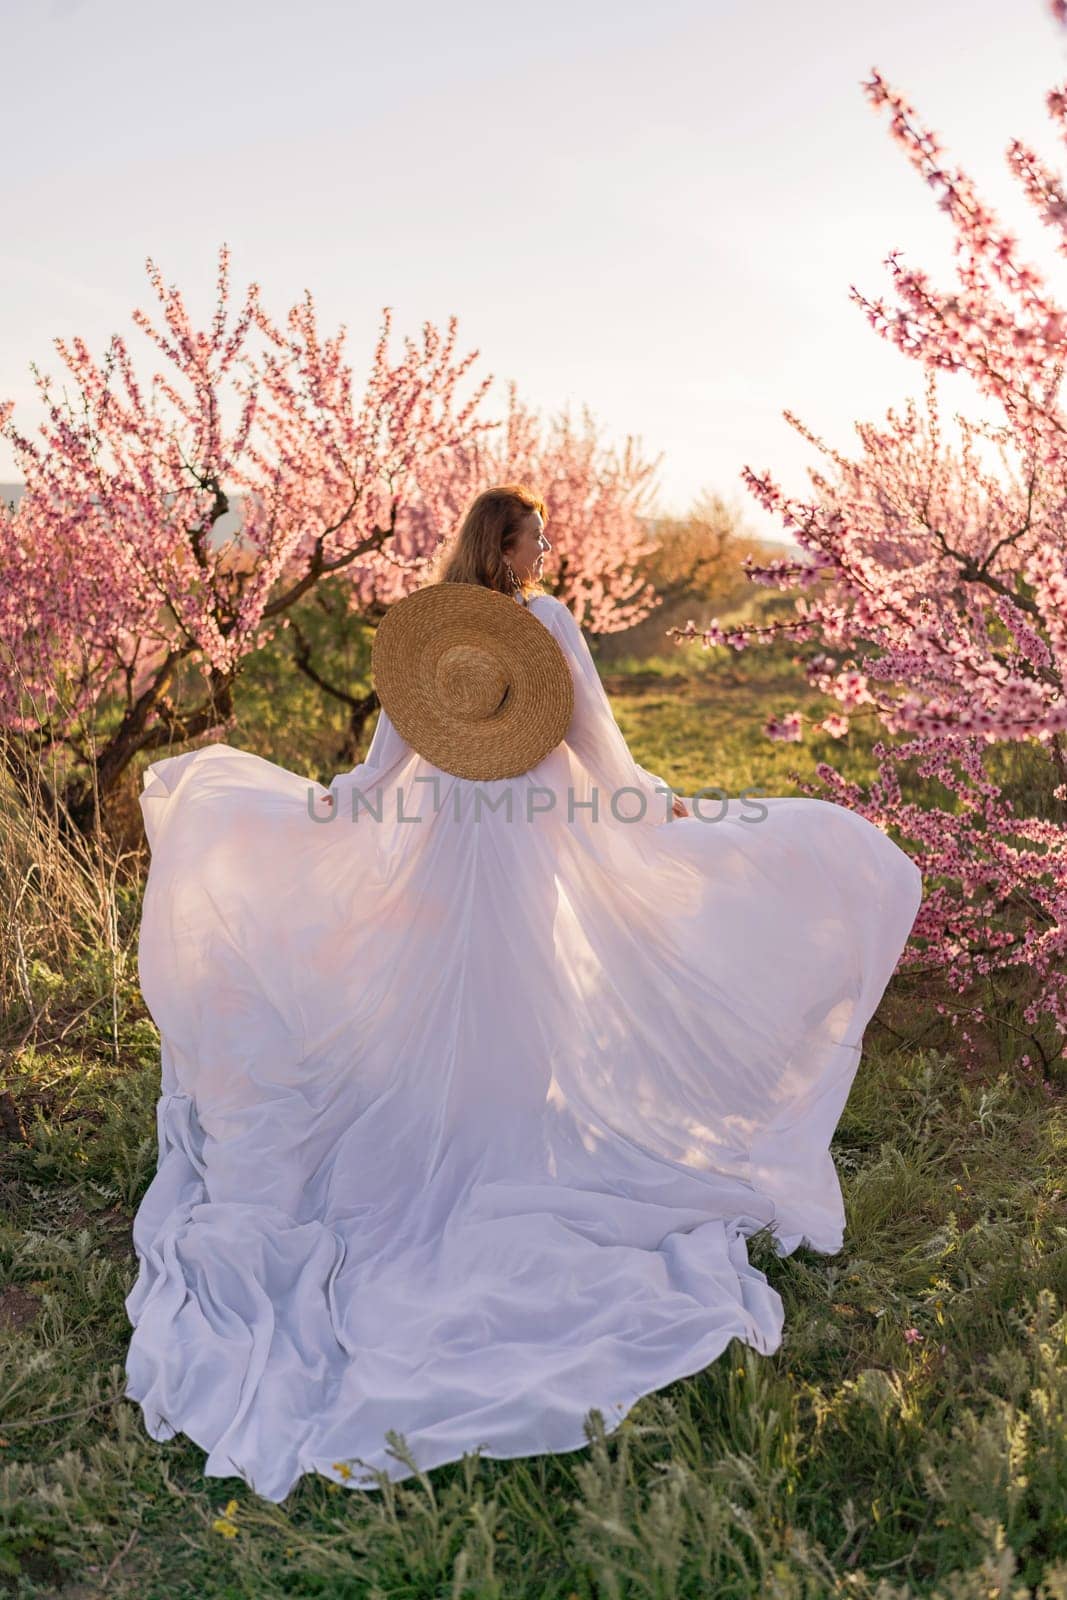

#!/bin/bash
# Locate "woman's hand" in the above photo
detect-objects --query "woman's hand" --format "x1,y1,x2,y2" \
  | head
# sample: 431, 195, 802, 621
672, 794, 689, 818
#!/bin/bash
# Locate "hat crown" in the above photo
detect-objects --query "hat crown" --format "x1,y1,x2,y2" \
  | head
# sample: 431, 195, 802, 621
435, 643, 509, 721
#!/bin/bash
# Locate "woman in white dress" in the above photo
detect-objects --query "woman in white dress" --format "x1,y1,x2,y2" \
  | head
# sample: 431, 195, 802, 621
125, 483, 923, 1502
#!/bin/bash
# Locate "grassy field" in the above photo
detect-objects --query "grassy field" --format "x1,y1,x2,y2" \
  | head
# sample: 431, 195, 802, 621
1, 621, 1065, 1599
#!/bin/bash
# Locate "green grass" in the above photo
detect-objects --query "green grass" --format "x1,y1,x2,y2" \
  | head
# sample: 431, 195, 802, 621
592, 640, 893, 803
1, 632, 1066, 1599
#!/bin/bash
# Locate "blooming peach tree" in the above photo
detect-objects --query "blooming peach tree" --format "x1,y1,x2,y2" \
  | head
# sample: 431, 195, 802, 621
670, 2, 1067, 1079
0, 237, 673, 804
0, 243, 496, 834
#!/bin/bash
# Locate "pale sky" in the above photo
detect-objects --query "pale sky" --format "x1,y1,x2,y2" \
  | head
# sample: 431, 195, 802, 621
3, 0, 1066, 543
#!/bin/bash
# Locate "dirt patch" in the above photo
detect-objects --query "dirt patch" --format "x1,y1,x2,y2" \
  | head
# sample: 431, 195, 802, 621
600, 672, 691, 696
0, 1088, 25, 1143
0, 1284, 42, 1331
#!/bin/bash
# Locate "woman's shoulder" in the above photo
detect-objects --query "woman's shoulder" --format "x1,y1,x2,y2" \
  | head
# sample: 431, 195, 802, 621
527, 594, 585, 649
526, 592, 567, 618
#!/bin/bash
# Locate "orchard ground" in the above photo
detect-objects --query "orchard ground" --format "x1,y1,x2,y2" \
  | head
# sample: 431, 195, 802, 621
1, 605, 1065, 1600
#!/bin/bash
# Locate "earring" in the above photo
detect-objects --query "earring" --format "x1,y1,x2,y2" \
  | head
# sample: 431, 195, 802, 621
503, 558, 522, 596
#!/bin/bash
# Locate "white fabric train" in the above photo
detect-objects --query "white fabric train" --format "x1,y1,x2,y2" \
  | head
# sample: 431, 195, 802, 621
125, 591, 923, 1502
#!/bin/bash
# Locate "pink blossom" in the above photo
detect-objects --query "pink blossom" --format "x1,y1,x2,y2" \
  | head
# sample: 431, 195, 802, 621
765, 711, 804, 743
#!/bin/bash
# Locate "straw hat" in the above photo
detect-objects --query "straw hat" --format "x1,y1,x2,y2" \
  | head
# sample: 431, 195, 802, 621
371, 582, 575, 781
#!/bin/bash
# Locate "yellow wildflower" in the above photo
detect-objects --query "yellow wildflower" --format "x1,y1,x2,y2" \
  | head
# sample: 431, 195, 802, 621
211, 1498, 240, 1539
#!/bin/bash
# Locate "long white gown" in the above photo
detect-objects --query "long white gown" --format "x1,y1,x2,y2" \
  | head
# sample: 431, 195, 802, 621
125, 590, 923, 1502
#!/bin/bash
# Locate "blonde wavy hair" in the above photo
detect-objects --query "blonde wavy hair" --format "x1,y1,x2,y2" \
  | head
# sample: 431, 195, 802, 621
430, 484, 550, 601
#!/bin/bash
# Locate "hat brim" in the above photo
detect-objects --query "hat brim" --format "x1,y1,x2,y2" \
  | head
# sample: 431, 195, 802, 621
371, 584, 575, 781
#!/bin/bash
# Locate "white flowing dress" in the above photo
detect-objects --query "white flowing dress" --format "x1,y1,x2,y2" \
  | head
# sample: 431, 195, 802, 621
125, 590, 923, 1502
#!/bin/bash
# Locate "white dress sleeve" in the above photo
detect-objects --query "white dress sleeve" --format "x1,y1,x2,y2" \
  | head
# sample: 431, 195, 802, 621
362, 702, 413, 775
536, 596, 676, 825
324, 701, 416, 812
